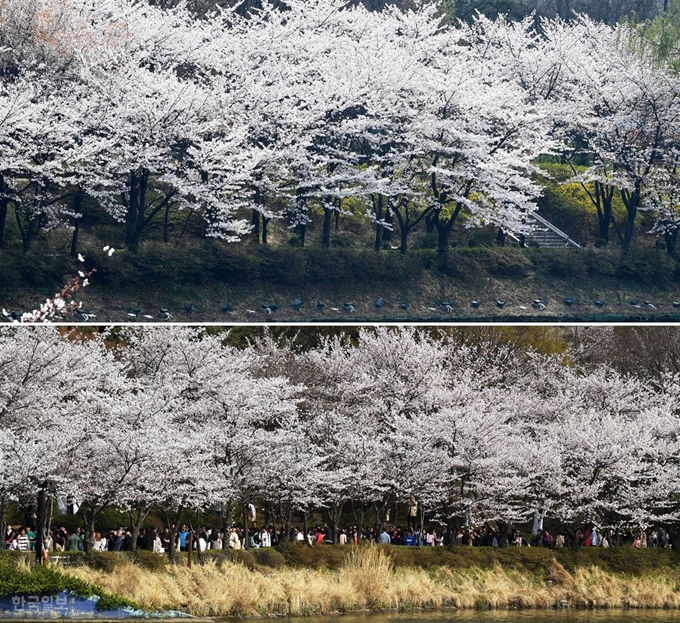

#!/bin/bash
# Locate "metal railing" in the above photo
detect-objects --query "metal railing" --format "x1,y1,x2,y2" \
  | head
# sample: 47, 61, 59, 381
528, 212, 580, 248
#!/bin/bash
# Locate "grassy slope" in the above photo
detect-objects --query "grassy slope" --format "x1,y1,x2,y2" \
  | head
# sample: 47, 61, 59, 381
2, 240, 680, 323
50, 547, 680, 617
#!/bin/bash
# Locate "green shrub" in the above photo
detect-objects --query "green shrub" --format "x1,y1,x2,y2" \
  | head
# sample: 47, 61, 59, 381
277, 541, 346, 569
209, 245, 261, 284
528, 248, 587, 279
305, 248, 353, 283
204, 549, 256, 569
83, 552, 128, 573
481, 247, 533, 277
616, 247, 677, 285
418, 250, 467, 279
555, 546, 680, 576
0, 551, 34, 570
259, 248, 307, 286
582, 247, 619, 277
467, 228, 496, 247
330, 233, 359, 248
303, 249, 422, 285
251, 548, 286, 568
132, 550, 167, 572
0, 555, 139, 612
416, 234, 438, 250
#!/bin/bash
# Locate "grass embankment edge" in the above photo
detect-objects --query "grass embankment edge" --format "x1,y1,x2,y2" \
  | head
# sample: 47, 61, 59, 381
3, 243, 680, 322
0, 553, 143, 613
33, 546, 680, 617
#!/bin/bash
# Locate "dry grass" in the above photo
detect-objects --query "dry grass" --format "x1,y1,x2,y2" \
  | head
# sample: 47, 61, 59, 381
61, 548, 680, 617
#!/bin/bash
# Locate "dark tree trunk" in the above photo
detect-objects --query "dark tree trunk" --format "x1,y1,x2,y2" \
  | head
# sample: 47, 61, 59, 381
125, 169, 166, 253
496, 521, 510, 547
382, 208, 393, 243
83, 506, 97, 553
70, 219, 81, 258
15, 205, 30, 251
262, 216, 270, 245
295, 187, 307, 247
598, 214, 610, 241
164, 200, 171, 243
621, 185, 641, 251
70, 192, 83, 257
131, 524, 140, 552
351, 500, 366, 544
125, 171, 139, 248
426, 212, 436, 234
664, 228, 678, 257
278, 501, 290, 542
0, 174, 6, 246
162, 506, 183, 563
274, 499, 286, 543
565, 528, 582, 552
322, 206, 333, 248
400, 226, 409, 253
168, 529, 177, 561
179, 209, 193, 239
251, 209, 260, 244
435, 202, 462, 254
437, 219, 449, 254
36, 489, 45, 564
496, 228, 506, 246
392, 199, 430, 254
45, 497, 54, 543
242, 504, 249, 550
374, 194, 384, 251
303, 512, 311, 547
328, 502, 343, 544
0, 498, 5, 557
595, 182, 614, 242
128, 506, 150, 553
220, 502, 235, 550
0, 196, 8, 247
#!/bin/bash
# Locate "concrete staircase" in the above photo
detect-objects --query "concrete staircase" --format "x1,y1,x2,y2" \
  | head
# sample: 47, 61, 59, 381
524, 212, 580, 249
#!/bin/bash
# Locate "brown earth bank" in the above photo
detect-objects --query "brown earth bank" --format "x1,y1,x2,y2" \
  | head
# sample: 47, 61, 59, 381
45, 547, 680, 617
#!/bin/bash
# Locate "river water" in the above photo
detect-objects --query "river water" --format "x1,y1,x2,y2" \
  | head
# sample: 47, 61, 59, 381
277, 611, 680, 623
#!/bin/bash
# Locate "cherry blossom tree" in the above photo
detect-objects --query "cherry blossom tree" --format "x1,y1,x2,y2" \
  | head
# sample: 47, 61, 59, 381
4, 326, 680, 551
0, 328, 121, 554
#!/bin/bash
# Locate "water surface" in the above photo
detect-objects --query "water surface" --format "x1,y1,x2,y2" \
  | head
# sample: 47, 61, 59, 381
277, 611, 680, 623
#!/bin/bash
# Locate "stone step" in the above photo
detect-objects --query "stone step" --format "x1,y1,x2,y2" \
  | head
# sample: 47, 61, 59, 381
525, 217, 579, 248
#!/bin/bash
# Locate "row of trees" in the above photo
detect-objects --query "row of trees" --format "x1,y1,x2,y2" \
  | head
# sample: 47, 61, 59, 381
2, 326, 680, 552
2, 0, 680, 256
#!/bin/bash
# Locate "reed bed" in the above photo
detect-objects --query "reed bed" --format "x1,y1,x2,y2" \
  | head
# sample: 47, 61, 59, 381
61, 547, 680, 617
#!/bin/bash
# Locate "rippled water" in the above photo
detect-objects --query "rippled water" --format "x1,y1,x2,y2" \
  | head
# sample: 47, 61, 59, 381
274, 611, 680, 623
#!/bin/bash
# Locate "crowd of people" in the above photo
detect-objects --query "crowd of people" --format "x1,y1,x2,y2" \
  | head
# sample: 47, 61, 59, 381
516, 527, 673, 549
3, 515, 674, 553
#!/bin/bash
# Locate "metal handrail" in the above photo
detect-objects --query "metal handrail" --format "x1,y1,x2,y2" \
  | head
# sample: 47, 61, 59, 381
529, 212, 580, 248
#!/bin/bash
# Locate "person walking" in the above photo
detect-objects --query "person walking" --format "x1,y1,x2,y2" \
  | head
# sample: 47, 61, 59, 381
407, 496, 418, 529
